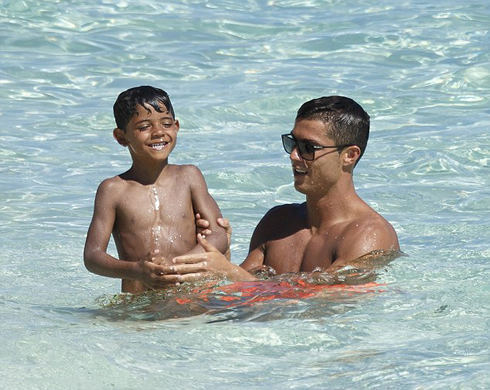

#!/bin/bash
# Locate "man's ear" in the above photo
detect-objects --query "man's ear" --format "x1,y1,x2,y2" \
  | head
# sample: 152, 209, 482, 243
342, 145, 361, 167
174, 119, 180, 132
113, 128, 129, 147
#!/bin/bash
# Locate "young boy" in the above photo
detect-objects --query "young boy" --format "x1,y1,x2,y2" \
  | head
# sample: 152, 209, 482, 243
84, 86, 228, 294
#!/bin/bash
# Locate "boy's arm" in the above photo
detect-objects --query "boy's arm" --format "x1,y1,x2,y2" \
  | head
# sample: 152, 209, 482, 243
84, 179, 171, 289
187, 165, 228, 255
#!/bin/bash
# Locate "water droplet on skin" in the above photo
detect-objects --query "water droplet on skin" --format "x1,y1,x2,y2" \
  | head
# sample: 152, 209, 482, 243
152, 185, 160, 211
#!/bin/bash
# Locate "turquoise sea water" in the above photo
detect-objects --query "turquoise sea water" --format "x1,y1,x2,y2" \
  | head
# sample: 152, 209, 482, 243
1, 0, 489, 388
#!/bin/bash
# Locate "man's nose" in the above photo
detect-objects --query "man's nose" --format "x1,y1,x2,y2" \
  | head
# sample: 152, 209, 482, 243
290, 146, 302, 161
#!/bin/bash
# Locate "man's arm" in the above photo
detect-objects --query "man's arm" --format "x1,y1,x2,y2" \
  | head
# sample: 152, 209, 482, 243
169, 233, 258, 283
168, 207, 277, 283
329, 217, 400, 272
238, 212, 269, 271
83, 179, 172, 289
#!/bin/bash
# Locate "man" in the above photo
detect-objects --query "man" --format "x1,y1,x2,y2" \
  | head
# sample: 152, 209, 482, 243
164, 96, 400, 283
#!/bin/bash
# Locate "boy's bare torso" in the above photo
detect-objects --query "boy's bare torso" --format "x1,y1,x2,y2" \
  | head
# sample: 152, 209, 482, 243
110, 165, 198, 292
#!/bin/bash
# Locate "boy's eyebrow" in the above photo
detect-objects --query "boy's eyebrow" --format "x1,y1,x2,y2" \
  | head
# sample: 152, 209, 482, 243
133, 113, 173, 125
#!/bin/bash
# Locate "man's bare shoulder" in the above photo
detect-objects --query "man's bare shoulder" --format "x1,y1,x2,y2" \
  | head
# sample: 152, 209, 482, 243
328, 211, 400, 271
340, 211, 400, 254
260, 202, 306, 226
252, 202, 307, 245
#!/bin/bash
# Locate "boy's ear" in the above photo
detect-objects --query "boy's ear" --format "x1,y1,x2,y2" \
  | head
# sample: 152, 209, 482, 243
174, 119, 180, 132
113, 128, 129, 147
342, 145, 361, 167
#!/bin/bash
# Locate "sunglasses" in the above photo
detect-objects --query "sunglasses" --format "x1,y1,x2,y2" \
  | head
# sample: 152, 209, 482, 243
281, 133, 352, 161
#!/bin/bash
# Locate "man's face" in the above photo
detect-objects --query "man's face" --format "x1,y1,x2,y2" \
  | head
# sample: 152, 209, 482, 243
289, 119, 343, 196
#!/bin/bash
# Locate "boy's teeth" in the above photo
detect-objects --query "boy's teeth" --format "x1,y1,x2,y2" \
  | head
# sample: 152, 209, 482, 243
151, 142, 167, 150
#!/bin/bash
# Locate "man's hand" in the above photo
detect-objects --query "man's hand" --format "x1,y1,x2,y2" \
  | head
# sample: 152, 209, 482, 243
195, 214, 232, 260
170, 234, 257, 283
169, 234, 231, 281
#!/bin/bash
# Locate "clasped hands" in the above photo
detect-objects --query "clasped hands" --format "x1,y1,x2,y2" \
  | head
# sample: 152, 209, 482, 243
137, 216, 232, 289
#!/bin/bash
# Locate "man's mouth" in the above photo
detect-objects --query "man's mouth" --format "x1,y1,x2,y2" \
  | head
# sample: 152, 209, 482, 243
293, 166, 307, 174
150, 142, 168, 151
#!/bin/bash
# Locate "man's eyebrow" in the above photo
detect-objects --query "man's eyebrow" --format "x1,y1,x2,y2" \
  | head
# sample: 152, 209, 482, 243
291, 133, 321, 144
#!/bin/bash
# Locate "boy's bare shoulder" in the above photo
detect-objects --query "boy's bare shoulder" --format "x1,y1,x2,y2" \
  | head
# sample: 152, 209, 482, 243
97, 175, 126, 192
170, 164, 206, 182
172, 163, 202, 174
94, 176, 132, 204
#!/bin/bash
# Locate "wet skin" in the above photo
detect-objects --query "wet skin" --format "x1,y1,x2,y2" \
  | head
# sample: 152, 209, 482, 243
171, 118, 400, 282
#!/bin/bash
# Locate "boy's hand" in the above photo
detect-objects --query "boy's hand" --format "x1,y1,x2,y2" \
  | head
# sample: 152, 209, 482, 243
148, 249, 168, 266
134, 250, 178, 289
195, 214, 232, 260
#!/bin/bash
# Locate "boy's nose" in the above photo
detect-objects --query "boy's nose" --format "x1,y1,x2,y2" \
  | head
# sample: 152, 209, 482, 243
153, 123, 166, 137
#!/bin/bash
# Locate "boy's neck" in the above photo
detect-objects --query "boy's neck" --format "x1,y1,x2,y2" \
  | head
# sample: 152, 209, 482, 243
125, 160, 170, 185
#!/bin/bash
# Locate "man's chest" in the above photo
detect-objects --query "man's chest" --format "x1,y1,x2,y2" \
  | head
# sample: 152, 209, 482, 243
263, 230, 339, 273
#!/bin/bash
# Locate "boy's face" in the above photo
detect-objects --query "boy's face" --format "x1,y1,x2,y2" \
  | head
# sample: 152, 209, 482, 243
113, 103, 179, 163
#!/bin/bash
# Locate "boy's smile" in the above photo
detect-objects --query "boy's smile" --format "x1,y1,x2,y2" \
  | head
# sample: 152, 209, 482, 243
150, 142, 168, 151
114, 103, 180, 163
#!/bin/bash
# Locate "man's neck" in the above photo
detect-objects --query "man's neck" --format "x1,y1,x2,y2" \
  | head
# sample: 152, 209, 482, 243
305, 179, 361, 232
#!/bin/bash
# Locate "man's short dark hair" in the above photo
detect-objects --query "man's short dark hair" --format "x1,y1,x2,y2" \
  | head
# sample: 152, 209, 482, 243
296, 96, 370, 162
113, 86, 175, 131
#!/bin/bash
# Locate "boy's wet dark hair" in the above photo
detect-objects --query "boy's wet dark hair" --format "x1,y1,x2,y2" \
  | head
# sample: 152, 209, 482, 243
113, 86, 175, 131
296, 96, 370, 163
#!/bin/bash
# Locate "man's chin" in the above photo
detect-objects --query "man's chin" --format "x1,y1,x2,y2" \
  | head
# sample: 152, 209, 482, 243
293, 181, 308, 194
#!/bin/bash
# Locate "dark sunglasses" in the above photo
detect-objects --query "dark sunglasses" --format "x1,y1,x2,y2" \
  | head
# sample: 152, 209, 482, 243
281, 133, 352, 161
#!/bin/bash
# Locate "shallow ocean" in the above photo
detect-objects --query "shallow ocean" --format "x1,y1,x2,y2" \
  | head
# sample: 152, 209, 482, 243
1, 0, 489, 389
